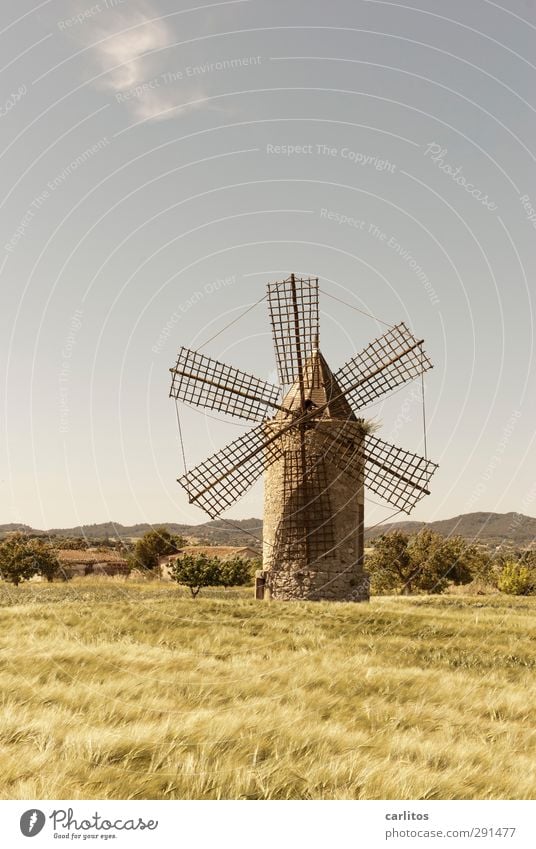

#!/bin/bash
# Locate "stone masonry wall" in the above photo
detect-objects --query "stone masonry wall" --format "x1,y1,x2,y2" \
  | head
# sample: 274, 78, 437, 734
262, 423, 369, 602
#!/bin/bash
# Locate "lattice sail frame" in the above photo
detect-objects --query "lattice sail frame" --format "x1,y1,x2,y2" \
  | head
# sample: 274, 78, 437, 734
178, 423, 284, 518
315, 422, 438, 514
335, 323, 432, 413
267, 275, 319, 386
170, 347, 281, 422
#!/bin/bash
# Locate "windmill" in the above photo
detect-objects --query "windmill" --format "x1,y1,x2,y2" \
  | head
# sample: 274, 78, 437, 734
169, 274, 438, 602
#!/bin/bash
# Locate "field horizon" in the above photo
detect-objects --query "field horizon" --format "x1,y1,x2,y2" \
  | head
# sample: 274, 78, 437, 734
0, 581, 534, 800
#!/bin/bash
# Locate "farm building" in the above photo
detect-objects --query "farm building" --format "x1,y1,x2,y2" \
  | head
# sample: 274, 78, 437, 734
159, 545, 259, 581
56, 549, 130, 578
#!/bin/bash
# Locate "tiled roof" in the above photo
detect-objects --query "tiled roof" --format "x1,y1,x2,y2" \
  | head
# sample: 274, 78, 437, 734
160, 545, 258, 562
56, 549, 128, 564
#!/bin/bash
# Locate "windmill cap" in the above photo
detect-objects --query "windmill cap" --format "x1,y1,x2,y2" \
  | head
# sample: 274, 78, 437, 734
278, 350, 357, 420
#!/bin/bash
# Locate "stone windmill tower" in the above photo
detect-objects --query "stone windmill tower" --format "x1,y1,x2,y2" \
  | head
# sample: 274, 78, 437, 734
169, 275, 438, 602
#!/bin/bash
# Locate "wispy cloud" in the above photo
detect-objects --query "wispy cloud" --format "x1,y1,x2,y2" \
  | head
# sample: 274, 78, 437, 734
64, 1, 209, 123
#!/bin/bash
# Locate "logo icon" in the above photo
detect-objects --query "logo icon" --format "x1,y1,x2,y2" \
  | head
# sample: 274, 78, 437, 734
20, 810, 46, 837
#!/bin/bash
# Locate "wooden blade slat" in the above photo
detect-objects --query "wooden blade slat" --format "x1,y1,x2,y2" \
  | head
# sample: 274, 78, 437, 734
170, 347, 281, 422
364, 434, 438, 513
267, 276, 319, 386
334, 323, 433, 412
178, 423, 283, 518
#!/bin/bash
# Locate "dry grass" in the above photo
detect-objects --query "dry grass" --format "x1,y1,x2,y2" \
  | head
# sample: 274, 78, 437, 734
0, 580, 534, 800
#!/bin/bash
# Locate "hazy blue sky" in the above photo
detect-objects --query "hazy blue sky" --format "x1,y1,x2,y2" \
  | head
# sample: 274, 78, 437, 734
1, 0, 535, 529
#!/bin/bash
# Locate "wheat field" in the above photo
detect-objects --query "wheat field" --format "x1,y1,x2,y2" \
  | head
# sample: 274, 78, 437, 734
0, 580, 534, 800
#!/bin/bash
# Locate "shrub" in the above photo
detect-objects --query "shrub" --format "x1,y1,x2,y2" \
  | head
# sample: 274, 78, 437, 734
219, 557, 253, 588
169, 553, 222, 598
497, 561, 535, 595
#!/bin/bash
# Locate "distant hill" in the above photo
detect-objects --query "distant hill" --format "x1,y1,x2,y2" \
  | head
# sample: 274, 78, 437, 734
0, 518, 263, 549
365, 512, 536, 547
1, 512, 534, 549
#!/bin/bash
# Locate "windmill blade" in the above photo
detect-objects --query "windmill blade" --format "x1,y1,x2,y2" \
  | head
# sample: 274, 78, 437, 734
178, 422, 284, 518
334, 323, 433, 412
267, 275, 319, 387
364, 434, 438, 514
170, 347, 282, 422
314, 424, 437, 514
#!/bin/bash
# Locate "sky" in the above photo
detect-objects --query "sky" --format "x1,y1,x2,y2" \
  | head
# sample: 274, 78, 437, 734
0, 0, 535, 530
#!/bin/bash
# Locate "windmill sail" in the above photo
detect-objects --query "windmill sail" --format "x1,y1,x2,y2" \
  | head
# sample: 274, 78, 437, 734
315, 424, 437, 514
267, 275, 320, 387
363, 434, 438, 513
178, 422, 284, 518
334, 323, 432, 413
170, 347, 282, 422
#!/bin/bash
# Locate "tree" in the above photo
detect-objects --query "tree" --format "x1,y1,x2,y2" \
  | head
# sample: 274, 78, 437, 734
367, 529, 477, 595
169, 553, 221, 598
461, 543, 494, 584
28, 539, 60, 582
219, 557, 253, 588
130, 527, 184, 573
0, 533, 39, 586
406, 530, 455, 594
367, 531, 415, 595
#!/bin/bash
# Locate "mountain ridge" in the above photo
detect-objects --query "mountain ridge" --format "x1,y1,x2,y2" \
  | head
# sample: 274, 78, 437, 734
0, 512, 535, 548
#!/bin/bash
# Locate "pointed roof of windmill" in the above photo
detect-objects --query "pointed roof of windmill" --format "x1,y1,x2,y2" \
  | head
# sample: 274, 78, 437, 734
278, 349, 357, 421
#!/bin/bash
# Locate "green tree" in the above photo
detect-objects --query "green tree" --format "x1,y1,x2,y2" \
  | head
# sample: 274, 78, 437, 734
0, 533, 39, 586
461, 543, 494, 584
367, 531, 415, 595
406, 530, 454, 594
367, 529, 474, 595
130, 527, 184, 573
28, 539, 60, 582
498, 561, 535, 595
219, 557, 253, 589
169, 553, 221, 598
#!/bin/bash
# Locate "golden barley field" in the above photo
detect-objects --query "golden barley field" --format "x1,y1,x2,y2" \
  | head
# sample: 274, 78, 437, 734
0, 580, 534, 800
